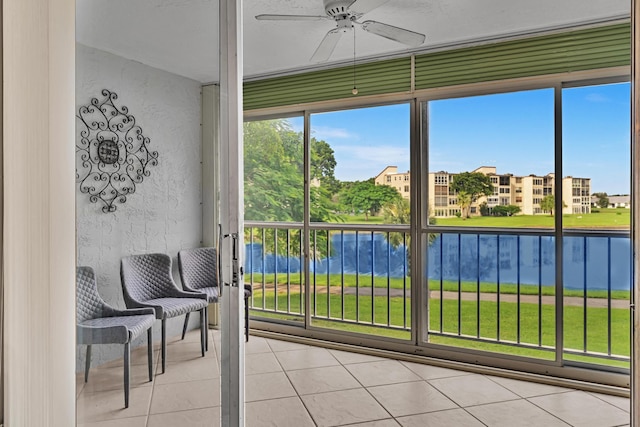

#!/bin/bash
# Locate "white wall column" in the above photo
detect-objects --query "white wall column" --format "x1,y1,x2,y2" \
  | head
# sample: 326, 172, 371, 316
3, 0, 76, 425
202, 84, 221, 327
219, 0, 245, 425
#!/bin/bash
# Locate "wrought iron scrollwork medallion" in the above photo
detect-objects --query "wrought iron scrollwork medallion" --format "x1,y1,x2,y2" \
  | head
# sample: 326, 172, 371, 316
76, 89, 158, 212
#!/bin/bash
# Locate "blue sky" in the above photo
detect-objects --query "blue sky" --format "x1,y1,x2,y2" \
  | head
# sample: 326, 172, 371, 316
291, 82, 630, 194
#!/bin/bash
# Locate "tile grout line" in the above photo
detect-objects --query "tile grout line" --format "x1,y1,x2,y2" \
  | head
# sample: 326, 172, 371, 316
272, 344, 320, 427
525, 393, 581, 427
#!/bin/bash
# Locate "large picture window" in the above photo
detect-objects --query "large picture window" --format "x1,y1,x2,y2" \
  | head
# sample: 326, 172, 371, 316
243, 77, 631, 376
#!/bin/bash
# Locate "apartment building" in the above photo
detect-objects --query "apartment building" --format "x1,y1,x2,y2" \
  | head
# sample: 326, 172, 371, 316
374, 166, 411, 199
375, 166, 591, 217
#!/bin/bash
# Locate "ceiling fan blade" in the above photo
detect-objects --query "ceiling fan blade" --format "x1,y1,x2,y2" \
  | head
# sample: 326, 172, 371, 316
311, 29, 343, 63
347, 0, 390, 16
360, 20, 425, 47
256, 14, 330, 21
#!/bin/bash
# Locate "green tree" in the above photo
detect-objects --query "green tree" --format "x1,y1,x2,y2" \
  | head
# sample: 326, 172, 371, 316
244, 119, 339, 223
311, 139, 340, 194
381, 198, 436, 277
456, 191, 472, 219
339, 179, 401, 220
540, 194, 567, 216
593, 192, 610, 209
450, 172, 494, 218
540, 195, 554, 215
492, 205, 521, 216
244, 120, 301, 222
479, 202, 490, 216
381, 197, 410, 224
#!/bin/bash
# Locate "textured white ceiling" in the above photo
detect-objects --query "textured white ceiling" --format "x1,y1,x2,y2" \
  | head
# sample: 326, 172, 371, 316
76, 0, 629, 83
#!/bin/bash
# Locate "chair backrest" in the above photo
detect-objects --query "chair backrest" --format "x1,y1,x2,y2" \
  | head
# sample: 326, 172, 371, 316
76, 266, 109, 323
120, 253, 177, 305
178, 247, 218, 292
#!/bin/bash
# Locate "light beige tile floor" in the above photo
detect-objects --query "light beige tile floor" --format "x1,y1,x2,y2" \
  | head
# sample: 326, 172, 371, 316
77, 329, 631, 426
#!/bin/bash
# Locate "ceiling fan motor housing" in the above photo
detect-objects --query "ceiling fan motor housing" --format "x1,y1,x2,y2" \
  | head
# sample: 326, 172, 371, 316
323, 0, 355, 17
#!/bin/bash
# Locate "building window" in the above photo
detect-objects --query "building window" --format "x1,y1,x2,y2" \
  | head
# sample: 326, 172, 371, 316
435, 185, 448, 195
499, 188, 510, 194
386, 176, 391, 182
435, 196, 448, 207
404, 185, 409, 192
435, 174, 448, 185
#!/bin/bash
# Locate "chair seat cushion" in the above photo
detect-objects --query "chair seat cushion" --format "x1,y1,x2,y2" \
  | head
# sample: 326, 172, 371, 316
193, 286, 218, 303
146, 297, 209, 319
78, 314, 155, 344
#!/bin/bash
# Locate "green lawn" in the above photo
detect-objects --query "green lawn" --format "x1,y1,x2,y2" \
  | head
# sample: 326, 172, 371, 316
249, 290, 630, 368
337, 208, 630, 228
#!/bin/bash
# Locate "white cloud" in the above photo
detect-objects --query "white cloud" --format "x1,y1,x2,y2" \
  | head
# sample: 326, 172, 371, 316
312, 126, 358, 140
333, 144, 409, 181
334, 144, 408, 163
585, 93, 610, 103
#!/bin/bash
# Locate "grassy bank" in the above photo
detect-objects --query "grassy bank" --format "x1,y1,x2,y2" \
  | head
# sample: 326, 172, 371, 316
336, 208, 629, 228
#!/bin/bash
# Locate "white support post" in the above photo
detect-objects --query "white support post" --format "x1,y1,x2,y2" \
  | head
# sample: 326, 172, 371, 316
631, 0, 639, 425
219, 0, 245, 426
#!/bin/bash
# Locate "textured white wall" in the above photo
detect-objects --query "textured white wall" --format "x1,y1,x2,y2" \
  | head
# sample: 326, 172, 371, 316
76, 44, 203, 367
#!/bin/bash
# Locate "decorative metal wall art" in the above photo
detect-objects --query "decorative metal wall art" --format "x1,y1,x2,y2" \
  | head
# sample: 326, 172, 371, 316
76, 89, 158, 212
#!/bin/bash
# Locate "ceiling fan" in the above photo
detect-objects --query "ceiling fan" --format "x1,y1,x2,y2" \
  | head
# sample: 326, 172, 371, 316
255, 0, 426, 63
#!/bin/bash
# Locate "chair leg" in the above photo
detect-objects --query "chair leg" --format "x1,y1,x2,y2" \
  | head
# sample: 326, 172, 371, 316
124, 341, 130, 409
200, 309, 206, 357
245, 296, 250, 342
84, 345, 92, 383
161, 318, 167, 374
147, 327, 153, 382
181, 312, 190, 340
203, 307, 209, 351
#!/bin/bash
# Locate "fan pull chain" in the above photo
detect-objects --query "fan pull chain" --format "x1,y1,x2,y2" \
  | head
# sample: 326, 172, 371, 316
352, 26, 358, 95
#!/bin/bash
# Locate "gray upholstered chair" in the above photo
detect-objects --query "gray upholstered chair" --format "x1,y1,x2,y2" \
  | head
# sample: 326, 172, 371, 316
120, 253, 209, 373
178, 247, 252, 342
76, 266, 155, 408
